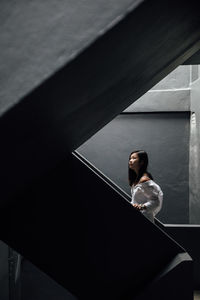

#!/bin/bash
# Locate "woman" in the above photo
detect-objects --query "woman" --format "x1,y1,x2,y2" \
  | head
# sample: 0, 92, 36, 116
128, 150, 163, 223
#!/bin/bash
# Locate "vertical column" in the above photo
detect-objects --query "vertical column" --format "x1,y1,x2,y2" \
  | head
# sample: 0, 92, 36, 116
189, 70, 200, 224
0, 241, 9, 300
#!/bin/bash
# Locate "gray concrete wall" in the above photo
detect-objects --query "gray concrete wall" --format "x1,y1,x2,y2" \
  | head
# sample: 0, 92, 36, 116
78, 65, 191, 224
78, 112, 190, 224
124, 65, 191, 115
151, 65, 190, 90
190, 77, 200, 224
124, 65, 191, 113
124, 89, 190, 112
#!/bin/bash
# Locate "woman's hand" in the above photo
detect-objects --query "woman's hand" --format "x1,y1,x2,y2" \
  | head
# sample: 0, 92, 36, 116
132, 204, 146, 210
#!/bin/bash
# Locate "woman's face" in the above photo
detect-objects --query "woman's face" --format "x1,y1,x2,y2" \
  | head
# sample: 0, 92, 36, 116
129, 152, 141, 171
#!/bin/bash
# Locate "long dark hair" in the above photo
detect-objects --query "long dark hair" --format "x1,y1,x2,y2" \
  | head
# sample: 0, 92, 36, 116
128, 150, 153, 187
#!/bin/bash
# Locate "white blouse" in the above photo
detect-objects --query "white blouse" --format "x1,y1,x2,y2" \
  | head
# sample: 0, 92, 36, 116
131, 180, 163, 223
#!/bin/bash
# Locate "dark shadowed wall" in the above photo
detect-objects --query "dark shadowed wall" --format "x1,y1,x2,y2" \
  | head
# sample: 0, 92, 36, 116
0, 242, 9, 300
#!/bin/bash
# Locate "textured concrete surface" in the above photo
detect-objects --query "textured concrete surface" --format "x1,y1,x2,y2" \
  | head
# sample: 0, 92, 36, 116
152, 65, 191, 90
190, 78, 200, 224
0, 0, 142, 116
124, 65, 191, 113
124, 89, 190, 112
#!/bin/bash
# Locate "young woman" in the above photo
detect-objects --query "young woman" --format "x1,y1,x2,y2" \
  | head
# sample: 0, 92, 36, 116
128, 150, 163, 223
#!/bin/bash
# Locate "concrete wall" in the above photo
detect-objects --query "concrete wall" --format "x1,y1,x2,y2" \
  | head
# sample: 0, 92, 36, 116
78, 65, 192, 224
78, 112, 190, 224
124, 89, 190, 113
129, 64, 200, 225
0, 241, 9, 300
151, 65, 190, 89
124, 65, 191, 113
190, 77, 200, 224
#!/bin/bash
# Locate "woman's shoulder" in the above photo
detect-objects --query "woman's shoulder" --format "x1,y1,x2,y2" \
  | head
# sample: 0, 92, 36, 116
139, 174, 151, 184
140, 178, 163, 195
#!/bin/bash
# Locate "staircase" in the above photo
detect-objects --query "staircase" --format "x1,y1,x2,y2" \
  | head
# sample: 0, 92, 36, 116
1, 0, 200, 299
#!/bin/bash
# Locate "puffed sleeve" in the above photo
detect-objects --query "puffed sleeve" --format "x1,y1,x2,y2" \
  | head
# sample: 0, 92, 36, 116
142, 181, 163, 216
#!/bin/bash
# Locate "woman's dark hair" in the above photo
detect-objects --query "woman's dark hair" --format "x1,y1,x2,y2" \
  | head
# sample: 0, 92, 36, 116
128, 150, 153, 186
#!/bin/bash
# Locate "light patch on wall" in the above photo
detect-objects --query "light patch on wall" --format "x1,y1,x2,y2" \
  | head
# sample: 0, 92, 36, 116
189, 111, 199, 223
190, 112, 198, 162
191, 112, 196, 125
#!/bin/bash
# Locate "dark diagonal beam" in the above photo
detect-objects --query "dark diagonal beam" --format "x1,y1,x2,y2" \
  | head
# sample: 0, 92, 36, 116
183, 49, 200, 64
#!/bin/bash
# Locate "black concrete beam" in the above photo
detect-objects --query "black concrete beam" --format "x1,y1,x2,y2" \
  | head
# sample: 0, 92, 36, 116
183, 49, 200, 64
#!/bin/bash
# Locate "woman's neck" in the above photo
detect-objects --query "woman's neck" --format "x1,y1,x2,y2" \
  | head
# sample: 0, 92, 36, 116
133, 167, 140, 176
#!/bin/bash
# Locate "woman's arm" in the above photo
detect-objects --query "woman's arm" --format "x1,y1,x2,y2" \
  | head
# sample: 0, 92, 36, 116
142, 184, 163, 214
